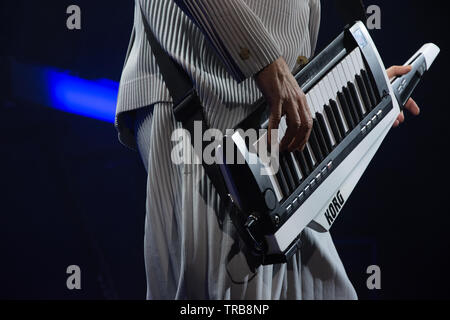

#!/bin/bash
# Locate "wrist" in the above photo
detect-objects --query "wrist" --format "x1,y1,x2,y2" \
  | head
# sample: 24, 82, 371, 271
255, 56, 285, 81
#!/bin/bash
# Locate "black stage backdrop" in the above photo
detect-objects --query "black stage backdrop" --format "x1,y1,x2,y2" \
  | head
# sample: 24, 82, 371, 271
0, 1, 448, 299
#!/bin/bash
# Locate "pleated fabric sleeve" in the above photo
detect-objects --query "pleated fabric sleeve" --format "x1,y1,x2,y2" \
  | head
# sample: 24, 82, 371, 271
115, 0, 323, 151
173, 0, 282, 82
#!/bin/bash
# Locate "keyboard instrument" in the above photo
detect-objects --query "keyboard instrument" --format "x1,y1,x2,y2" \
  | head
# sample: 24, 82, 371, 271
214, 21, 440, 264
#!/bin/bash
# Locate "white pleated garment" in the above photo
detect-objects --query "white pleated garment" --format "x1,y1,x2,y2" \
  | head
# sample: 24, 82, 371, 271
117, 0, 358, 299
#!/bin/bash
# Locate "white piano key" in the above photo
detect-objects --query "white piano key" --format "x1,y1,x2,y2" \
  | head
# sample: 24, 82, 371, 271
309, 88, 323, 117
316, 81, 337, 146
336, 63, 348, 91
309, 87, 320, 114
254, 131, 284, 201
289, 153, 304, 181
310, 86, 336, 151
323, 73, 335, 104
341, 56, 354, 85
280, 115, 287, 130
350, 49, 367, 78
318, 80, 331, 107
329, 68, 350, 132
323, 72, 345, 129
354, 47, 366, 71
336, 61, 358, 123
306, 92, 320, 156
331, 60, 344, 89
265, 163, 284, 201
316, 85, 329, 112
306, 92, 317, 115
353, 80, 368, 115
311, 86, 335, 146
349, 50, 369, 114
342, 56, 367, 117
278, 115, 288, 143
349, 49, 363, 76
308, 87, 326, 156
345, 54, 358, 83
327, 71, 345, 130
305, 143, 317, 166
328, 67, 340, 95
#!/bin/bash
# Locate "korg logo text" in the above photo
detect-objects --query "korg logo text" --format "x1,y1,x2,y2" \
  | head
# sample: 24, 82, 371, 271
324, 191, 345, 226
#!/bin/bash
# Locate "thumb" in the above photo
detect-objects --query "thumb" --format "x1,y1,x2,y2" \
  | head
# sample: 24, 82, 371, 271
387, 65, 412, 80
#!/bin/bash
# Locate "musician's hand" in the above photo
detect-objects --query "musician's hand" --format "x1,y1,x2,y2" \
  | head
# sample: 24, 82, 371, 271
386, 65, 421, 127
255, 57, 313, 152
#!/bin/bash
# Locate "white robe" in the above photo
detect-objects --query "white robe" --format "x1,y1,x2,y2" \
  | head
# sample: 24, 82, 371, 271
117, 0, 357, 299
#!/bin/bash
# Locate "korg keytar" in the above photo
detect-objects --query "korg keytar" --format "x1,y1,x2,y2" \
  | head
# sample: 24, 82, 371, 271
215, 22, 440, 264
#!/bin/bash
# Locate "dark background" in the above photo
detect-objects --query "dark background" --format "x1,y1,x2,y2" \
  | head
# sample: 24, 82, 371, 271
0, 1, 448, 299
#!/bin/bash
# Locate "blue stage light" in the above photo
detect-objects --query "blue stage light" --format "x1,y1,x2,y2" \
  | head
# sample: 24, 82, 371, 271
47, 70, 119, 123
10, 61, 120, 123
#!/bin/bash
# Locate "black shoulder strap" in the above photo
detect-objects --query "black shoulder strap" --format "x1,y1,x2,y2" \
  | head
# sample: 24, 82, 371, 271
139, 2, 231, 201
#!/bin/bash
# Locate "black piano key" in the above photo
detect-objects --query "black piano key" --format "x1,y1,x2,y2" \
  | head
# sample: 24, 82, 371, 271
302, 148, 315, 171
275, 163, 290, 198
316, 112, 334, 151
280, 153, 296, 192
356, 74, 372, 111
313, 118, 330, 156
329, 99, 347, 137
308, 126, 324, 163
294, 150, 310, 176
343, 86, 360, 124
324, 104, 343, 143
337, 91, 355, 129
361, 69, 378, 107
349, 82, 365, 119
285, 153, 301, 185
346, 82, 363, 121
366, 69, 380, 101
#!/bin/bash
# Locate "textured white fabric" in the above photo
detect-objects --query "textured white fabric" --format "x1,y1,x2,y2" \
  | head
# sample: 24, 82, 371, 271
135, 103, 357, 299
115, 0, 321, 150
118, 0, 358, 299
